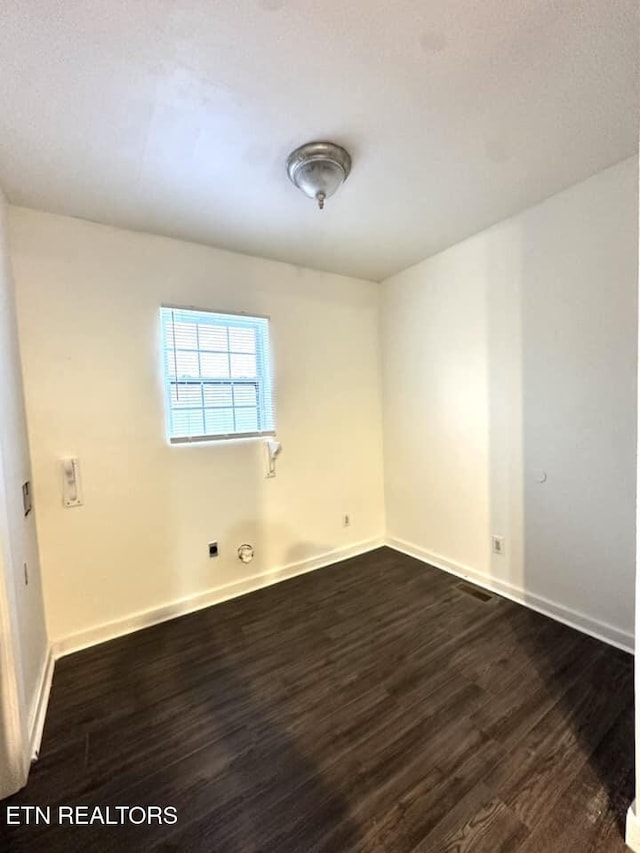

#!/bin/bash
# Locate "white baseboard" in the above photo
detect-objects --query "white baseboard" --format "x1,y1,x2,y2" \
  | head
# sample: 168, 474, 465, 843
28, 645, 54, 760
627, 801, 640, 851
53, 537, 384, 659
386, 537, 634, 654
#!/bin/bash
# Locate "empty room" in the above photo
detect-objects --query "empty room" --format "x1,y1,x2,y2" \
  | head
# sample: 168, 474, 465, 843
0, 1, 639, 851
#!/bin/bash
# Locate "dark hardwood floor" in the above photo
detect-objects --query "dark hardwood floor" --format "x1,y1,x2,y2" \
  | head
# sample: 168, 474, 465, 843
1, 547, 634, 851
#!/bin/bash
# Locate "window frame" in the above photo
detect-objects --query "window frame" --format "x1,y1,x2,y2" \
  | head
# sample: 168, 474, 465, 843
160, 304, 276, 444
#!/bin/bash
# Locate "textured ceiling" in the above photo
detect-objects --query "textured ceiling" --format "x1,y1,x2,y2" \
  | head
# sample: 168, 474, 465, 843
0, 0, 637, 281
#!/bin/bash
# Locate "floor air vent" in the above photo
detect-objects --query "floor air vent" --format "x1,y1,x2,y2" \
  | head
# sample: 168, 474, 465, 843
456, 582, 494, 603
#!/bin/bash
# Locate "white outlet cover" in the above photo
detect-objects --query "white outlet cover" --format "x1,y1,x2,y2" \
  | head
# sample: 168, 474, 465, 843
492, 536, 505, 554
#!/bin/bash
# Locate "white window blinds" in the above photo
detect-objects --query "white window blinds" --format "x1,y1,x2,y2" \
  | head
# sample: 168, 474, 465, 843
160, 306, 275, 443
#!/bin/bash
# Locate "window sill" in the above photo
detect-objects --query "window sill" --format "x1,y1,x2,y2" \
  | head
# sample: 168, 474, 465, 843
169, 431, 276, 446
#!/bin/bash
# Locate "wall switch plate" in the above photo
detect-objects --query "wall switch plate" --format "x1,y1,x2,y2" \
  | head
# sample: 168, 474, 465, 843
208, 542, 219, 558
343, 514, 351, 527
492, 535, 505, 555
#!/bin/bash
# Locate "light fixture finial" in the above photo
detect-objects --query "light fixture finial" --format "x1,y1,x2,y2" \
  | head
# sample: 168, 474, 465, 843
286, 141, 351, 210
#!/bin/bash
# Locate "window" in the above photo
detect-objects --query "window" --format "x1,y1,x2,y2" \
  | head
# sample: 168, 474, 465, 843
160, 306, 275, 443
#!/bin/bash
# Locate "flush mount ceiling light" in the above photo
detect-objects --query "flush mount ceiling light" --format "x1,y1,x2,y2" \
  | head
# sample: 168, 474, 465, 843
286, 141, 351, 210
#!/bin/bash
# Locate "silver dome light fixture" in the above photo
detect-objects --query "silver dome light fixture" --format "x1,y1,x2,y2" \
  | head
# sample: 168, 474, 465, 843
286, 141, 351, 210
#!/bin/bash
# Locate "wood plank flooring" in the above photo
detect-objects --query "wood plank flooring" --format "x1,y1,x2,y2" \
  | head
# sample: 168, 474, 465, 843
0, 547, 634, 851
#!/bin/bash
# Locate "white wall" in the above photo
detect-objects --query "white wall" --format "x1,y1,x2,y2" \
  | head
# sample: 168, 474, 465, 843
382, 157, 638, 648
9, 208, 385, 646
0, 190, 48, 796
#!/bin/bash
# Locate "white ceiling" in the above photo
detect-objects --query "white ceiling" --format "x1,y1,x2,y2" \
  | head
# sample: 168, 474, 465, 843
0, 1, 637, 281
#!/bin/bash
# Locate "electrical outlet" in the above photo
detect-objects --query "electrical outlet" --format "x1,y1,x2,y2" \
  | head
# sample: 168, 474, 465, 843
492, 535, 505, 555
343, 514, 351, 527
208, 542, 219, 558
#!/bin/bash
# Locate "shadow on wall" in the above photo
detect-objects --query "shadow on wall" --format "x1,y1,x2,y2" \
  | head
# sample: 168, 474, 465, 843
485, 208, 637, 836
154, 436, 332, 608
